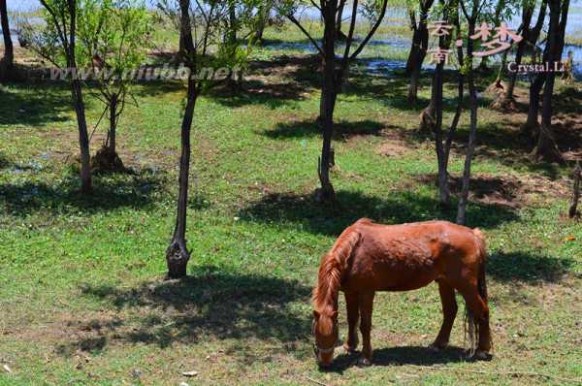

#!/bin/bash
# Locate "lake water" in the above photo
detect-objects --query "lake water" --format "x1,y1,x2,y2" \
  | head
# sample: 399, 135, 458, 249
3, 1, 581, 76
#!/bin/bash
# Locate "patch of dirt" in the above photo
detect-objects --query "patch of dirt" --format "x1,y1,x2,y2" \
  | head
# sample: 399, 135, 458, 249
377, 141, 412, 158
415, 173, 571, 208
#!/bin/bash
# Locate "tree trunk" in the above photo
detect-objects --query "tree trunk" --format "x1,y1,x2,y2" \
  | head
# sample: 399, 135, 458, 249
504, 7, 534, 103
0, 0, 14, 81
336, 0, 347, 41
67, 1, 92, 194
317, 1, 339, 202
254, 2, 270, 44
226, 4, 239, 91
569, 162, 581, 218
457, 11, 478, 226
108, 94, 118, 155
166, 0, 197, 279
532, 0, 568, 163
529, 0, 548, 59
433, 0, 457, 206
71, 79, 92, 193
523, 73, 544, 135
406, 0, 433, 103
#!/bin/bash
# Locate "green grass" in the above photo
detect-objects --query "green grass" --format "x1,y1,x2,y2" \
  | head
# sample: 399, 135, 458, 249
1, 21, 582, 386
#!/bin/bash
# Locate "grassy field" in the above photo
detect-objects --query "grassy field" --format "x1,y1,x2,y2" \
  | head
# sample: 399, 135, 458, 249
1, 21, 582, 386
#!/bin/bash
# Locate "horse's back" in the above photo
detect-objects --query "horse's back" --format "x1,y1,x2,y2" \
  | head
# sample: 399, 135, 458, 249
343, 219, 483, 291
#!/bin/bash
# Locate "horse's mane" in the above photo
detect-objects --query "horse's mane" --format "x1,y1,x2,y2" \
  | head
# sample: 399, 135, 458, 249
313, 220, 369, 317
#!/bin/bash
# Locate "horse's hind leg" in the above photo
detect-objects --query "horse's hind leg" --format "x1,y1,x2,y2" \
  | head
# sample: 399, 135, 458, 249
343, 291, 359, 354
431, 280, 458, 350
358, 292, 375, 366
458, 285, 492, 358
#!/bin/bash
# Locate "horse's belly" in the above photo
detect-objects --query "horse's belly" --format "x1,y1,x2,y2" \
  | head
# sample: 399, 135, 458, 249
344, 265, 438, 292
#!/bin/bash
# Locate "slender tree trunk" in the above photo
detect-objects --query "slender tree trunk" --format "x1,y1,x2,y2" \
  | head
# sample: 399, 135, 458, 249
226, 3, 239, 91
504, 7, 534, 102
108, 94, 118, 155
317, 1, 339, 202
533, 0, 568, 163
406, 0, 433, 104
529, 0, 548, 58
254, 2, 270, 44
68, 1, 92, 194
522, 0, 548, 128
570, 161, 581, 218
166, 0, 197, 279
0, 0, 14, 81
434, 0, 457, 206
72, 79, 92, 193
336, 0, 347, 40
457, 9, 478, 226
524, 73, 545, 134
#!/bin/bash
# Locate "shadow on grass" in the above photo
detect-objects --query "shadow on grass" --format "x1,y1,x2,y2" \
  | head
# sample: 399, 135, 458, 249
207, 55, 321, 109
263, 119, 384, 140
238, 190, 519, 237
0, 168, 169, 217
0, 83, 71, 126
328, 346, 467, 373
488, 251, 576, 283
452, 123, 565, 180
63, 266, 311, 352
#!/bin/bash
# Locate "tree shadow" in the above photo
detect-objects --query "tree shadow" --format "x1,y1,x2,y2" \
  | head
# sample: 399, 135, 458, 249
263, 119, 384, 140
58, 266, 311, 353
208, 79, 309, 109
131, 79, 186, 98
0, 82, 71, 126
207, 55, 320, 109
328, 346, 467, 373
0, 167, 169, 217
488, 251, 576, 283
237, 190, 519, 237
453, 123, 564, 180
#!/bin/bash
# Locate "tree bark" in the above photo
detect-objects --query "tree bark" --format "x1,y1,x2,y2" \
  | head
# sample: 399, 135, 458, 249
433, 0, 460, 207
254, 2, 271, 44
522, 0, 549, 133
336, 0, 347, 41
569, 162, 581, 219
457, 3, 478, 226
504, 7, 534, 103
406, 0, 434, 103
532, 0, 568, 163
68, 0, 92, 194
108, 94, 118, 155
0, 0, 14, 81
317, 1, 339, 202
166, 0, 197, 279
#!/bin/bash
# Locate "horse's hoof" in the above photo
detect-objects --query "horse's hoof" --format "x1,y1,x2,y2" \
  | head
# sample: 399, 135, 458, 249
357, 357, 372, 367
343, 344, 359, 355
467, 350, 493, 361
472, 351, 493, 361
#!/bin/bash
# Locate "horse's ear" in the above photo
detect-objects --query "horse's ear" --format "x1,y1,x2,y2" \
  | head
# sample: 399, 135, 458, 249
313, 310, 320, 320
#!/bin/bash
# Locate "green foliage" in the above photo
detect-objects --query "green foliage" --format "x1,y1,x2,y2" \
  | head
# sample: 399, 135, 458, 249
77, 0, 151, 74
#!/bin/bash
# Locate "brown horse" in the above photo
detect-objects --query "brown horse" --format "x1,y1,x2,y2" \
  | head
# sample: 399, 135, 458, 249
312, 218, 492, 367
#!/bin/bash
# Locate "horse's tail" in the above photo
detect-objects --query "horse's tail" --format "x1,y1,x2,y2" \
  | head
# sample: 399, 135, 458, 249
473, 228, 488, 304
466, 228, 489, 355
312, 220, 365, 314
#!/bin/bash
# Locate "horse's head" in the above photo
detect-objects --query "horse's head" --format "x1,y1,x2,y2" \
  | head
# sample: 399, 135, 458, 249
312, 309, 338, 367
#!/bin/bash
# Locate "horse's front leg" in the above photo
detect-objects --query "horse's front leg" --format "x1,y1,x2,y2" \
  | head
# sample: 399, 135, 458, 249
343, 291, 359, 354
431, 280, 458, 350
358, 292, 375, 366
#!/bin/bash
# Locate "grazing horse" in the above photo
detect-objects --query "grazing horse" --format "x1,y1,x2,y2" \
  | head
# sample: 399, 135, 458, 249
312, 218, 492, 367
